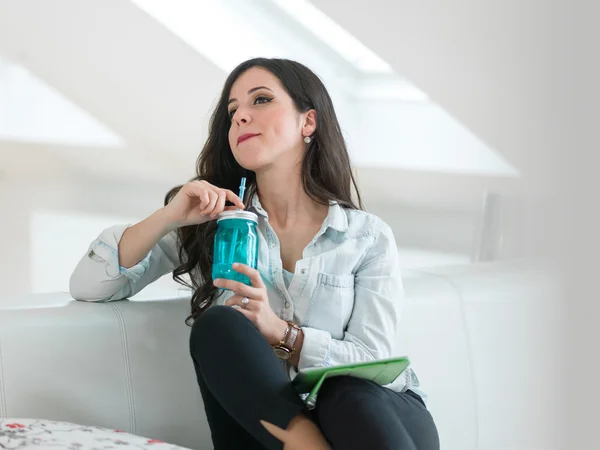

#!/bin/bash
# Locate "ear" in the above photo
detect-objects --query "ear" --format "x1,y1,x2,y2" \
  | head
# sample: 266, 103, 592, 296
302, 109, 317, 138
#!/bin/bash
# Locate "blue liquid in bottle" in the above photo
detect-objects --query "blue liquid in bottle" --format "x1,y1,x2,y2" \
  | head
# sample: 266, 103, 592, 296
212, 210, 259, 287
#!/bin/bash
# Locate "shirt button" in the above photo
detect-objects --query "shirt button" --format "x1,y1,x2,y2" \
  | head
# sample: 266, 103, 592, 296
270, 242, 276, 249
300, 269, 306, 275
106, 266, 119, 277
285, 302, 291, 308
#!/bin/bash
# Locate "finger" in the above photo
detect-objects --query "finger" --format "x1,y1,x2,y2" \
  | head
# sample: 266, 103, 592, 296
201, 184, 227, 218
260, 421, 288, 444
193, 181, 222, 212
223, 189, 245, 210
213, 278, 260, 298
224, 295, 255, 309
190, 183, 211, 209
231, 305, 254, 321
210, 190, 227, 219
199, 190, 219, 216
200, 182, 226, 211
232, 263, 265, 288
224, 295, 238, 307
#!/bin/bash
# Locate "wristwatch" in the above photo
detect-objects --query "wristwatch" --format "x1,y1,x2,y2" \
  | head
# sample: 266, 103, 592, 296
272, 321, 300, 360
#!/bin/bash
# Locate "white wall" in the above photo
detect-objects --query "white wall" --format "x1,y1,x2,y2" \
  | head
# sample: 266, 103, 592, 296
0, 143, 178, 301
0, 0, 538, 309
0, 142, 525, 308
311, 0, 555, 187
355, 101, 516, 176
0, 1, 595, 446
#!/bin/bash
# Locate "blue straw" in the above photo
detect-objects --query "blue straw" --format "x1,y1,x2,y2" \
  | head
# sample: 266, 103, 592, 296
228, 177, 246, 266
237, 177, 247, 210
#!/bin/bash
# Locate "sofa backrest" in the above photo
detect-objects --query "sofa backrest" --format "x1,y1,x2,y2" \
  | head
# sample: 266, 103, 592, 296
0, 261, 556, 450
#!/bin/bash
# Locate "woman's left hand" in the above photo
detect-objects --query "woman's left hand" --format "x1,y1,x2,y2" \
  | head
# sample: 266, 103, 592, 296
215, 263, 287, 345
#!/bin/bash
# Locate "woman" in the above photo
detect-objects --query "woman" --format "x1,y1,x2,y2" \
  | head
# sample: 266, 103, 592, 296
70, 58, 439, 450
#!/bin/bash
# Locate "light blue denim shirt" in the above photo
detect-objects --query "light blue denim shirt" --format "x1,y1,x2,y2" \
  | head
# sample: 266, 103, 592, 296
70, 195, 423, 400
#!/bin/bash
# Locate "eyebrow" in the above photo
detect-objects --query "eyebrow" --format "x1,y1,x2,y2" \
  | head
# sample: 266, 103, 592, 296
228, 86, 274, 105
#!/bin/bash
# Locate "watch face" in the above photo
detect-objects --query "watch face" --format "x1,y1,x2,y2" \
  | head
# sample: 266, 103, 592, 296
274, 347, 291, 360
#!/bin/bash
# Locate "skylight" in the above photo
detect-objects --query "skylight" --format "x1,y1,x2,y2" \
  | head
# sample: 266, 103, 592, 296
270, 0, 393, 74
128, 0, 515, 176
131, 0, 393, 75
130, 0, 289, 73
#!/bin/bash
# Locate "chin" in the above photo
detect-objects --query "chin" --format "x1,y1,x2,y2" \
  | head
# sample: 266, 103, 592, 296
234, 149, 272, 172
237, 160, 268, 173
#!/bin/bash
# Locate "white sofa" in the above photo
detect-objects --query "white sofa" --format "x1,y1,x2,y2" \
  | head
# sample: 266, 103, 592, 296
0, 261, 555, 449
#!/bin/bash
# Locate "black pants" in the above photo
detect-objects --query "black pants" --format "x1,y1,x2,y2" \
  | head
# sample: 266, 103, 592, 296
190, 306, 440, 450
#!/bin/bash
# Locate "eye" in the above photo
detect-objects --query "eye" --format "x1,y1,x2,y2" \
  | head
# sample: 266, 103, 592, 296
228, 96, 273, 121
254, 96, 273, 105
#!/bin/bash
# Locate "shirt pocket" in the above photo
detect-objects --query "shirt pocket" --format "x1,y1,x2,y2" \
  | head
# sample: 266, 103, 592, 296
305, 273, 355, 339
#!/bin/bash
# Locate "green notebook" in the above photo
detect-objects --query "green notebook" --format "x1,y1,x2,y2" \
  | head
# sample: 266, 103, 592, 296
293, 356, 410, 405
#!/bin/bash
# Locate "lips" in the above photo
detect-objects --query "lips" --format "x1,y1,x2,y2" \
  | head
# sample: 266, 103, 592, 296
237, 133, 259, 145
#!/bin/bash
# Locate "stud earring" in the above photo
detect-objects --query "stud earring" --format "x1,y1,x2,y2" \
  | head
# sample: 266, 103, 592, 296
304, 136, 312, 144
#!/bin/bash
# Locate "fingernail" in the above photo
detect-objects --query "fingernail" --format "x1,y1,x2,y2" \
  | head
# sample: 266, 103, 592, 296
213, 279, 221, 286
232, 263, 239, 268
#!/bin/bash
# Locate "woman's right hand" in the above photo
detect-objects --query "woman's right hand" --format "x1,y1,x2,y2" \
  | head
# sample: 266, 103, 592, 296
163, 180, 245, 229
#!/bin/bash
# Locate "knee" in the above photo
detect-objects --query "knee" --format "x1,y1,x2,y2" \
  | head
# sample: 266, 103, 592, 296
318, 376, 366, 403
189, 305, 237, 354
316, 377, 378, 420
315, 377, 408, 450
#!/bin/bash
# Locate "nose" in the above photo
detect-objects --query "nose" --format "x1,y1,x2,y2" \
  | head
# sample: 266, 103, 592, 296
232, 106, 251, 126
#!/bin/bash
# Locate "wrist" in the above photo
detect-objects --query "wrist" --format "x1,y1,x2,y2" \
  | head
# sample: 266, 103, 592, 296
156, 206, 184, 232
269, 318, 289, 346
271, 320, 302, 362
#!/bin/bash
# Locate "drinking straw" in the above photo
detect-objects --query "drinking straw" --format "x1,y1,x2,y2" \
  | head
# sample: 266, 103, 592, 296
228, 177, 246, 266
237, 177, 247, 209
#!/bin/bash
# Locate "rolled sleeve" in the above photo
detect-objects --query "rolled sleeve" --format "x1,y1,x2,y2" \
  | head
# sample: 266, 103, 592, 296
70, 224, 179, 302
89, 238, 151, 283
298, 327, 332, 371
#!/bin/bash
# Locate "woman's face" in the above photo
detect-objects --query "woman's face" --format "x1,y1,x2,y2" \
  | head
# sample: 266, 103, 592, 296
227, 67, 315, 172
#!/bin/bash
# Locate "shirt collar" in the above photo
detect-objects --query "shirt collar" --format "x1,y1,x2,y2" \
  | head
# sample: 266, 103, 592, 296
323, 202, 349, 233
250, 195, 348, 233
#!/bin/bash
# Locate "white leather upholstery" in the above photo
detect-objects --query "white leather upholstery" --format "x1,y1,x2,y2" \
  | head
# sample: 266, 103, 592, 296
0, 261, 555, 449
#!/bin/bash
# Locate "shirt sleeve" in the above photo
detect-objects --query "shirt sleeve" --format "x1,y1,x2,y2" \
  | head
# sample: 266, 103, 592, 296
69, 224, 180, 302
298, 219, 403, 370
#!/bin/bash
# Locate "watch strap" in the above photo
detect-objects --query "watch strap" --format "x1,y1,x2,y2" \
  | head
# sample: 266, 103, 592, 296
283, 322, 300, 353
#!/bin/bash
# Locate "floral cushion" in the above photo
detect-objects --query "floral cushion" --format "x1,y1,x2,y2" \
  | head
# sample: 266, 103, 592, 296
0, 419, 190, 449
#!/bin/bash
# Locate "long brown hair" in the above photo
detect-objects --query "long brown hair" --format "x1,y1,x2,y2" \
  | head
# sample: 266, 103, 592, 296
165, 58, 363, 324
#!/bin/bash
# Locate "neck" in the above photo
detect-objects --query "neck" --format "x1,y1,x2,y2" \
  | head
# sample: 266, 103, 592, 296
255, 166, 327, 229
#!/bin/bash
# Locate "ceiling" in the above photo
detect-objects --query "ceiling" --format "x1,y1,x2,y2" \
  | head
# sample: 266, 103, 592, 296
0, 0, 547, 191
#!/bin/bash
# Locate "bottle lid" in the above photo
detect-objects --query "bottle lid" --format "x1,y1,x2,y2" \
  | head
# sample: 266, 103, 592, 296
216, 210, 258, 224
